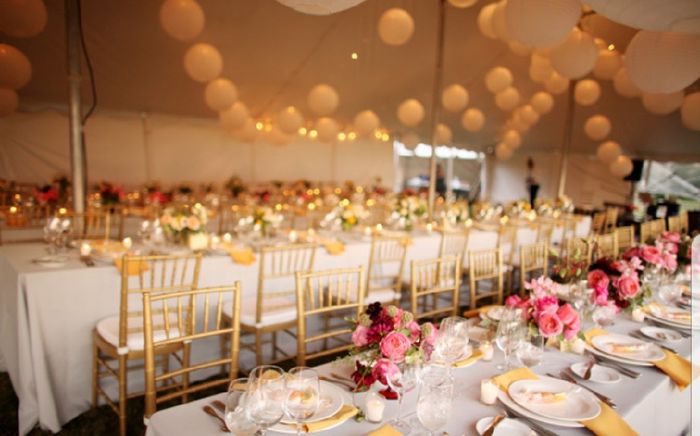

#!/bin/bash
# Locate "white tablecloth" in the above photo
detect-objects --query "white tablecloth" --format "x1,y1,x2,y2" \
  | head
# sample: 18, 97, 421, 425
145, 316, 698, 436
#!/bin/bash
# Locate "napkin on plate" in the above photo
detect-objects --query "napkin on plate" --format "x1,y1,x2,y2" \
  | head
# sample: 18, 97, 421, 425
229, 248, 256, 265
303, 404, 358, 433
113, 258, 149, 276
366, 423, 402, 436
454, 349, 483, 368
324, 241, 345, 255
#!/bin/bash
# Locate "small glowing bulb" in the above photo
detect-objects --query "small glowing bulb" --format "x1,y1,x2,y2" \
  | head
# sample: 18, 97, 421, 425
308, 203, 316, 210
275, 203, 282, 211
298, 127, 307, 135
348, 132, 357, 140
607, 44, 615, 51
9, 206, 17, 213
338, 132, 347, 141
255, 122, 264, 130
382, 133, 390, 141
309, 129, 318, 139
351, 52, 359, 60
374, 131, 382, 139
58, 207, 67, 215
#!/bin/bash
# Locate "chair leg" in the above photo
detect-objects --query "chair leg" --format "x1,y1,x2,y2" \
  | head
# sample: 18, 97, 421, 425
182, 346, 190, 404
118, 355, 127, 436
255, 330, 263, 366
91, 342, 99, 408
272, 331, 278, 361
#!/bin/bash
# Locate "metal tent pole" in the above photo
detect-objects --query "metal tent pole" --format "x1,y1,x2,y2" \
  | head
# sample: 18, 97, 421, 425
66, 0, 86, 215
427, 0, 446, 220
556, 80, 577, 198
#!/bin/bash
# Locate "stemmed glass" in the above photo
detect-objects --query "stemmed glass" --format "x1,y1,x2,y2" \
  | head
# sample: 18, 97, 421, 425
224, 378, 259, 436
284, 367, 320, 436
245, 365, 286, 435
495, 308, 526, 371
385, 362, 420, 433
416, 376, 454, 435
432, 317, 470, 369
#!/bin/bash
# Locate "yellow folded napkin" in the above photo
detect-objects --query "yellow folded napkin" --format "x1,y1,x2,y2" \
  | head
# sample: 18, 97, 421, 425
586, 328, 696, 391
114, 258, 149, 276
454, 349, 483, 368
366, 423, 402, 436
229, 248, 256, 265
324, 241, 345, 255
492, 367, 539, 391
303, 404, 357, 433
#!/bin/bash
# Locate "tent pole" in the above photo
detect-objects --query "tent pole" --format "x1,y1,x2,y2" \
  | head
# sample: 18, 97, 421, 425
427, 0, 446, 221
66, 0, 86, 215
556, 80, 576, 198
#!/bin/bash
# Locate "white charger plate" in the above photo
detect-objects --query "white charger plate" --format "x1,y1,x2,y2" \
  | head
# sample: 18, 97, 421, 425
570, 362, 621, 384
33, 255, 69, 268
497, 389, 583, 428
640, 326, 683, 343
591, 334, 665, 363
508, 378, 601, 422
584, 344, 655, 367
476, 416, 532, 436
645, 312, 699, 331
277, 381, 345, 427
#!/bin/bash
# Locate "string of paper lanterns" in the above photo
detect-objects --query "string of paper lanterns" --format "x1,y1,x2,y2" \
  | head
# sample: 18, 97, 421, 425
159, 0, 205, 41
307, 84, 339, 116
461, 108, 485, 132
441, 84, 469, 112
277, 106, 304, 134
641, 91, 684, 115
377, 8, 414, 46
0, 0, 48, 38
574, 79, 601, 106
353, 110, 380, 137
584, 114, 611, 141
397, 98, 425, 127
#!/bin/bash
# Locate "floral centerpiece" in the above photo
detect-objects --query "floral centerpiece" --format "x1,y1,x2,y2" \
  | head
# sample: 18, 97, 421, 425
225, 176, 247, 199
34, 184, 59, 205
97, 182, 124, 206
323, 203, 369, 231
550, 242, 590, 284
346, 303, 437, 398
588, 255, 651, 312
252, 206, 283, 236
389, 195, 427, 231
441, 201, 470, 226
657, 231, 692, 267
159, 204, 208, 247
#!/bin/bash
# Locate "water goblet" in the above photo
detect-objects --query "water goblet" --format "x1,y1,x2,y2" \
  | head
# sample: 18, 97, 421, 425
246, 365, 286, 435
224, 378, 259, 436
284, 367, 320, 436
416, 377, 454, 436
385, 361, 420, 433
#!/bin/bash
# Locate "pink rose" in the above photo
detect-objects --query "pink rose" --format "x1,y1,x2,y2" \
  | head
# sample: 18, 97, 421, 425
641, 245, 662, 266
406, 321, 420, 342
615, 275, 640, 299
534, 295, 559, 317
372, 358, 400, 386
592, 286, 609, 306
661, 231, 680, 243
556, 303, 578, 326
622, 246, 641, 260
662, 253, 677, 272
352, 324, 369, 347
587, 270, 610, 292
525, 276, 555, 298
380, 331, 411, 362
537, 312, 564, 338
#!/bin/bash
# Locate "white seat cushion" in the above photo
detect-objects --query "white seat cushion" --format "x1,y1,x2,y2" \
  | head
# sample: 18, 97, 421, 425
226, 296, 297, 328
96, 315, 182, 354
366, 288, 399, 304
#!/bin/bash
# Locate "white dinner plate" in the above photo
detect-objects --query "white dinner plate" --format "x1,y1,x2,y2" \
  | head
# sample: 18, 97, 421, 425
640, 326, 683, 343
476, 416, 532, 436
497, 389, 583, 428
584, 344, 655, 367
32, 255, 69, 268
647, 304, 696, 326
591, 334, 665, 363
279, 381, 344, 425
509, 378, 601, 422
570, 362, 621, 384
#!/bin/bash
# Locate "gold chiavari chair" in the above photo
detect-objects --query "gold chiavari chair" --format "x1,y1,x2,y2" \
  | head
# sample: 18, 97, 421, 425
594, 232, 618, 259
410, 255, 461, 320
0, 204, 54, 245
468, 248, 504, 310
639, 221, 654, 245
536, 221, 554, 245
616, 225, 635, 254
92, 253, 202, 436
564, 237, 593, 269
652, 218, 667, 236
224, 243, 316, 367
366, 235, 408, 305
667, 215, 681, 233
603, 208, 618, 233
679, 210, 689, 234
518, 242, 548, 297
591, 212, 606, 235
294, 267, 365, 366
72, 210, 123, 240
438, 227, 469, 260
142, 283, 242, 421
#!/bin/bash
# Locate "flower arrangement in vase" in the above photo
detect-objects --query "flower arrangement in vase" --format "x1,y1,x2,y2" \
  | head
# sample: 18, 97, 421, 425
97, 182, 124, 207
389, 195, 427, 231
159, 204, 208, 248
588, 254, 651, 312
252, 206, 283, 237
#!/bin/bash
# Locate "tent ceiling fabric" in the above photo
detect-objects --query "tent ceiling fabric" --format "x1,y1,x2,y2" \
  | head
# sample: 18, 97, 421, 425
6, 0, 700, 160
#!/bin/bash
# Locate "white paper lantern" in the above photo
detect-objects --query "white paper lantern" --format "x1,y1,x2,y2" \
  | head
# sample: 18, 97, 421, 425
624, 30, 700, 94
448, 0, 478, 8
597, 140, 621, 164
584, 115, 611, 141
0, 44, 31, 89
504, 0, 581, 48
204, 78, 238, 112
509, 40, 531, 56
316, 117, 340, 143
529, 52, 553, 83
680, 92, 700, 131
434, 123, 453, 145
503, 129, 522, 148
609, 155, 633, 178
0, 0, 47, 38
641, 91, 684, 115
233, 117, 258, 142
574, 79, 601, 106
613, 67, 641, 98
378, 8, 414, 46
491, 1, 512, 41
477, 3, 498, 39
530, 91, 554, 114
495, 142, 514, 160
461, 108, 485, 132
442, 84, 469, 112
219, 101, 249, 131
593, 48, 622, 80
402, 131, 421, 150
353, 110, 380, 136
511, 116, 530, 132
495, 86, 520, 111
275, 0, 366, 15
518, 104, 539, 125
307, 83, 339, 116
485, 66, 513, 94
159, 0, 205, 41
183, 43, 222, 83
278, 106, 304, 134
549, 28, 598, 79
544, 71, 570, 95
0, 87, 18, 116
397, 98, 425, 127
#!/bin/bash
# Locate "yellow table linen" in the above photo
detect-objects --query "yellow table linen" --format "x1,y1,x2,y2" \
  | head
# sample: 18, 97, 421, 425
454, 350, 483, 368
113, 258, 149, 276
366, 423, 402, 436
303, 404, 358, 433
229, 248, 256, 265
324, 241, 345, 255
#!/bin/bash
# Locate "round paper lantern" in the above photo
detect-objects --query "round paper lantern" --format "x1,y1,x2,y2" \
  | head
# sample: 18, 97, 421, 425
641, 91, 684, 115
518, 104, 539, 124
544, 71, 570, 94
495, 86, 520, 111
574, 79, 601, 106
613, 68, 642, 98
0, 0, 47, 38
491, 1, 512, 41
233, 117, 258, 142
461, 108, 485, 132
596, 140, 621, 164
353, 109, 380, 136
503, 129, 522, 148
609, 155, 633, 178
402, 131, 421, 150
624, 30, 700, 94
549, 28, 598, 79
0, 44, 31, 89
277, 106, 304, 134
435, 123, 452, 145
448, 0, 478, 7
204, 78, 238, 112
511, 116, 530, 133
593, 48, 622, 80
183, 43, 222, 83
504, 0, 581, 48
529, 52, 553, 83
159, 0, 205, 41
275, 0, 366, 15
680, 92, 700, 131
0, 88, 18, 116
485, 66, 513, 93
495, 142, 514, 160
315, 117, 340, 143
477, 3, 498, 39
219, 101, 249, 131
307, 83, 339, 116
509, 40, 531, 56
442, 84, 469, 112
530, 91, 554, 114
397, 98, 425, 127
377, 8, 414, 46
584, 115, 611, 141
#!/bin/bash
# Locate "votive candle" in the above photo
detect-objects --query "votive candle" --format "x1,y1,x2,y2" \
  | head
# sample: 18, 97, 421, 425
289, 230, 298, 243
479, 341, 494, 361
223, 233, 232, 244
480, 379, 499, 405
122, 237, 133, 250
80, 242, 92, 257
365, 392, 386, 423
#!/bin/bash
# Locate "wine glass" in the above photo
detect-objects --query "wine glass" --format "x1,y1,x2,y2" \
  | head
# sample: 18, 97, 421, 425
385, 362, 420, 433
224, 378, 259, 436
516, 334, 544, 367
245, 365, 286, 435
416, 377, 454, 435
658, 283, 682, 306
284, 367, 320, 436
495, 309, 526, 371
432, 317, 470, 369
592, 305, 616, 328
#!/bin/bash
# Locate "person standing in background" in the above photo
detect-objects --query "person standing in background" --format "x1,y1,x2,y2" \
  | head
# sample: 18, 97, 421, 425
435, 164, 446, 197
526, 157, 539, 208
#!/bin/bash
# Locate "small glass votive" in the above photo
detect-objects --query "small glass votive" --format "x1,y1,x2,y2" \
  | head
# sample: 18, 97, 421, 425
210, 235, 221, 250
122, 237, 133, 250
480, 379, 499, 405
363, 226, 372, 237
80, 242, 92, 257
364, 391, 386, 423
288, 230, 298, 243
479, 341, 494, 361
223, 233, 232, 244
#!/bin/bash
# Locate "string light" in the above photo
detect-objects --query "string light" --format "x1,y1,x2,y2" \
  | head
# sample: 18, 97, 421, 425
348, 132, 357, 140
351, 52, 359, 60
298, 127, 307, 135
338, 132, 347, 141
607, 44, 615, 51
255, 121, 264, 130
309, 129, 318, 139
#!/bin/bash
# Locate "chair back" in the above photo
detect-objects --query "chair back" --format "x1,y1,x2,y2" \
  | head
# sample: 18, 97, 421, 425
72, 210, 122, 240
595, 232, 618, 259
536, 221, 554, 245
217, 204, 244, 235
652, 218, 667, 236
616, 225, 635, 254
591, 212, 606, 234
367, 235, 408, 301
603, 208, 618, 233
438, 228, 469, 259
410, 255, 461, 320
519, 242, 548, 296
639, 221, 653, 245
667, 216, 681, 233
679, 211, 688, 233
564, 238, 593, 268
143, 283, 242, 419
294, 267, 365, 365
468, 248, 503, 309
